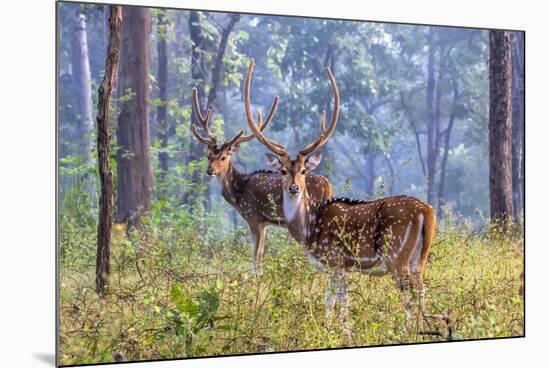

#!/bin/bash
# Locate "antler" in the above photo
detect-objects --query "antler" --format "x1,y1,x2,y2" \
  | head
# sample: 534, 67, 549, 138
234, 94, 280, 145
224, 83, 280, 147
244, 59, 288, 157
191, 87, 217, 147
298, 67, 340, 156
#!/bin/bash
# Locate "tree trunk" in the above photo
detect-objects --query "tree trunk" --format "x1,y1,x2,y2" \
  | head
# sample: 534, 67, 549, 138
365, 154, 375, 197
95, 5, 122, 295
184, 11, 207, 206
489, 31, 514, 223
185, 12, 240, 207
383, 154, 396, 196
206, 14, 240, 106
157, 10, 169, 194
511, 32, 525, 221
116, 7, 153, 227
204, 14, 240, 212
437, 80, 459, 216
425, 27, 437, 206
69, 7, 94, 165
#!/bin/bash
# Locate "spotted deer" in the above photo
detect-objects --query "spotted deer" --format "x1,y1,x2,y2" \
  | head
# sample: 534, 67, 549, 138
190, 82, 333, 268
244, 59, 437, 323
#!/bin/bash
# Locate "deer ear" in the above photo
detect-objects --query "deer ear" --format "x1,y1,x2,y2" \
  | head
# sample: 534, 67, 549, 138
305, 151, 323, 170
264, 153, 282, 170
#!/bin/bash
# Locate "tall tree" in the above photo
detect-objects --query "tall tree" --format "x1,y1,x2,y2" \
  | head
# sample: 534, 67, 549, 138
156, 10, 169, 192
489, 30, 514, 222
399, 27, 482, 213
425, 27, 437, 206
511, 32, 525, 220
437, 79, 459, 215
185, 11, 208, 206
185, 12, 240, 206
95, 5, 121, 295
116, 7, 153, 227
69, 6, 94, 164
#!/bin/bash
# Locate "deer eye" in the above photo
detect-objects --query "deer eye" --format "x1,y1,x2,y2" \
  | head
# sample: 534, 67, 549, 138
281, 169, 287, 175
220, 156, 226, 161
301, 169, 307, 175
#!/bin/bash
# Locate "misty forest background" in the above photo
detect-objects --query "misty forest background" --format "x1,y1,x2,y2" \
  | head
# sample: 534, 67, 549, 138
57, 3, 524, 364
58, 3, 524, 228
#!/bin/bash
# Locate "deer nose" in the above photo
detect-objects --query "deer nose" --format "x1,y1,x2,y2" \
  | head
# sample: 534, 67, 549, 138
288, 183, 300, 194
206, 167, 215, 176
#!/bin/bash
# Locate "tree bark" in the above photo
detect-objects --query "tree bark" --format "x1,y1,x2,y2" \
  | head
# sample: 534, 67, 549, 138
116, 7, 153, 227
511, 32, 525, 220
489, 31, 514, 223
95, 5, 122, 295
69, 7, 94, 165
157, 10, 169, 193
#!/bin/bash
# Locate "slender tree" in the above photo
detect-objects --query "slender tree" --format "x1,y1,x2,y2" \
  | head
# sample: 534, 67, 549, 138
156, 10, 169, 192
489, 30, 514, 222
437, 79, 459, 215
70, 6, 94, 165
206, 14, 240, 107
511, 32, 525, 220
184, 11, 208, 206
95, 5, 122, 295
425, 27, 437, 206
185, 12, 240, 206
116, 7, 153, 227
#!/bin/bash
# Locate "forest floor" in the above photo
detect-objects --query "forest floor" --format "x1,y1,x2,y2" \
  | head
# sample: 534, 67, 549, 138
58, 214, 524, 365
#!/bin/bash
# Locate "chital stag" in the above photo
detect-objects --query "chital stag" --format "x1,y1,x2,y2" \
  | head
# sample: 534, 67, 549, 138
191, 77, 333, 268
244, 60, 436, 323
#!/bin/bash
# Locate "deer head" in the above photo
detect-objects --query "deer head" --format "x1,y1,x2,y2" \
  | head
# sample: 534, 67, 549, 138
244, 59, 340, 197
191, 85, 279, 176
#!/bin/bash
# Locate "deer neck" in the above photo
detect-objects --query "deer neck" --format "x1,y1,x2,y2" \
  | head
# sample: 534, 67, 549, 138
217, 162, 243, 207
283, 189, 316, 244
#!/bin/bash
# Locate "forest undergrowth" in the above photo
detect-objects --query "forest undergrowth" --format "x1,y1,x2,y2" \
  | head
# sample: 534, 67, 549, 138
58, 208, 524, 365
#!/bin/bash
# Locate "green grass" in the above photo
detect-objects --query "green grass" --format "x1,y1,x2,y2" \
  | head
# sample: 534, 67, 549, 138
58, 215, 524, 365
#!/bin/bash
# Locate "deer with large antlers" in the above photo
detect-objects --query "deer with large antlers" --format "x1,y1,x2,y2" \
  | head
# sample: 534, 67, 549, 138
244, 59, 437, 324
190, 74, 333, 268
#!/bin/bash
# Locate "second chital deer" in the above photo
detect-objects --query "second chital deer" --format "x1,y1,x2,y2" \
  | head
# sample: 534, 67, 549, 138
244, 60, 436, 326
191, 72, 332, 269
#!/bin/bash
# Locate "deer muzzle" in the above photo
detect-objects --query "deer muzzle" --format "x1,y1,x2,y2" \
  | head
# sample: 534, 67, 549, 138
288, 183, 300, 195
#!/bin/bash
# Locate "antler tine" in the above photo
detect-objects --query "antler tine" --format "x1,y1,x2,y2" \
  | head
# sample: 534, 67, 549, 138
319, 110, 327, 132
243, 59, 288, 156
191, 87, 216, 147
236, 95, 280, 144
298, 66, 340, 156
224, 130, 245, 148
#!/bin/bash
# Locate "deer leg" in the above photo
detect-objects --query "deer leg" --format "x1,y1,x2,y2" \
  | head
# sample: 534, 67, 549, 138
335, 273, 351, 338
410, 272, 426, 316
395, 272, 426, 340
324, 272, 351, 336
324, 274, 338, 326
393, 267, 416, 322
249, 223, 267, 274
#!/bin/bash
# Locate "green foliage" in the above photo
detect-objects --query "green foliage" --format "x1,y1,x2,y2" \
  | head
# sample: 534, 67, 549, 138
59, 211, 523, 365
58, 3, 502, 222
